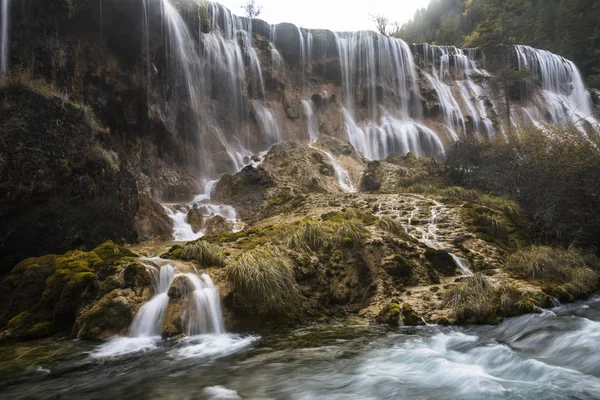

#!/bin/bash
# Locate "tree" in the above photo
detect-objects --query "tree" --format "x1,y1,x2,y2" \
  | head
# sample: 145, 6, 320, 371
370, 14, 390, 36
241, 0, 262, 19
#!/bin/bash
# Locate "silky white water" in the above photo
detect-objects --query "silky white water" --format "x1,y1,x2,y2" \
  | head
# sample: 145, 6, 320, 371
183, 273, 225, 336
515, 45, 599, 132
0, 0, 9, 73
130, 264, 177, 337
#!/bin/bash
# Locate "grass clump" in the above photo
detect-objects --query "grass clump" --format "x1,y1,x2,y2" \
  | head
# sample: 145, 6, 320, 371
227, 245, 301, 315
335, 220, 368, 248
287, 218, 334, 253
474, 212, 509, 240
181, 241, 225, 267
445, 274, 526, 324
507, 246, 599, 301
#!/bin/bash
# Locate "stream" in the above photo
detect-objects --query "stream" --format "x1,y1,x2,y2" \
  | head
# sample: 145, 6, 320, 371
2, 299, 600, 399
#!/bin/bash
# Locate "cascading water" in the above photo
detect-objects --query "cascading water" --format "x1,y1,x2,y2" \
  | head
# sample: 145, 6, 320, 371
130, 264, 177, 337
421, 44, 495, 137
302, 99, 356, 192
183, 273, 225, 335
515, 45, 599, 132
0, 0, 9, 73
164, 180, 242, 241
335, 32, 444, 160
449, 253, 473, 276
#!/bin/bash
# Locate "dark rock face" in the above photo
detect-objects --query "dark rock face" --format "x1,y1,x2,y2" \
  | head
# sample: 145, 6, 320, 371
0, 87, 139, 274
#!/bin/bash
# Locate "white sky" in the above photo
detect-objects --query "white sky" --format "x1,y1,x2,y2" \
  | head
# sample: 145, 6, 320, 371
215, 0, 431, 32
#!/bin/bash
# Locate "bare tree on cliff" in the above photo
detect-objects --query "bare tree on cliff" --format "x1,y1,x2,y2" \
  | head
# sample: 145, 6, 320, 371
370, 14, 389, 36
241, 0, 262, 19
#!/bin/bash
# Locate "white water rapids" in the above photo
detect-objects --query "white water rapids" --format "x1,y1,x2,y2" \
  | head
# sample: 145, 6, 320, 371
6, 299, 600, 399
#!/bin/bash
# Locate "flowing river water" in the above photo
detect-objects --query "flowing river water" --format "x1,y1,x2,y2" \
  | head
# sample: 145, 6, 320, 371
2, 299, 600, 399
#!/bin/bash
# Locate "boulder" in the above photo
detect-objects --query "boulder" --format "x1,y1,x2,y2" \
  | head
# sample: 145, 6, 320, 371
134, 194, 174, 241
203, 216, 235, 235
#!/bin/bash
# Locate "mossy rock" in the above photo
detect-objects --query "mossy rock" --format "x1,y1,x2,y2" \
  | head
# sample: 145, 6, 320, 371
75, 289, 141, 340
376, 302, 401, 326
123, 263, 152, 294
401, 303, 425, 326
161, 245, 184, 259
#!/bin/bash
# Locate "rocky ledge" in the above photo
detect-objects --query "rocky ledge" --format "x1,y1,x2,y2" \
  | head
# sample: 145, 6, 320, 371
3, 140, 598, 342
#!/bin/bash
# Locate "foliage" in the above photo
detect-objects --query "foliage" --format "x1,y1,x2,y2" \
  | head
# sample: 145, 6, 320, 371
445, 126, 600, 250
396, 0, 600, 87
227, 245, 301, 315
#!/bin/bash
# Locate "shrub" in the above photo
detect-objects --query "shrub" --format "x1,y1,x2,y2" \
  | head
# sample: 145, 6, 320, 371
446, 126, 600, 250
181, 241, 225, 267
227, 245, 301, 315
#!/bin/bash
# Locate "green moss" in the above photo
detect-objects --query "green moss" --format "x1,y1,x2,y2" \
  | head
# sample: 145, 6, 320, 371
7, 312, 32, 329
26, 322, 53, 338
376, 302, 401, 326
401, 303, 424, 326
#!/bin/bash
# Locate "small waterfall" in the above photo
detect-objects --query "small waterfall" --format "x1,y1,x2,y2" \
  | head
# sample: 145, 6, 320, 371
164, 180, 242, 241
450, 253, 473, 276
253, 101, 281, 144
183, 273, 225, 335
515, 45, 599, 131
0, 0, 9, 73
131, 265, 225, 338
130, 265, 176, 337
302, 99, 356, 192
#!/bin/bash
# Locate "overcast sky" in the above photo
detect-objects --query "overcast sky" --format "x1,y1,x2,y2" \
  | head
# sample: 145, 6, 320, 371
214, 0, 431, 32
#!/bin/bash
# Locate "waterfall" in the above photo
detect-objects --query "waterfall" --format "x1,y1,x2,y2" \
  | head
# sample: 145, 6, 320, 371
450, 253, 473, 276
130, 264, 177, 337
334, 32, 444, 160
0, 0, 9, 73
421, 44, 495, 138
302, 99, 356, 192
183, 273, 225, 335
515, 45, 599, 132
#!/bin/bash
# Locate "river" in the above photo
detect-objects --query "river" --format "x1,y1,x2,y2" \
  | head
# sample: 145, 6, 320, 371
2, 299, 600, 399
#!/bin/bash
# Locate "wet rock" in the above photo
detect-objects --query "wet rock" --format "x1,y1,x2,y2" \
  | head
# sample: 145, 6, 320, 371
203, 216, 235, 235
75, 289, 145, 341
424, 249, 457, 276
187, 207, 205, 234
134, 194, 173, 241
